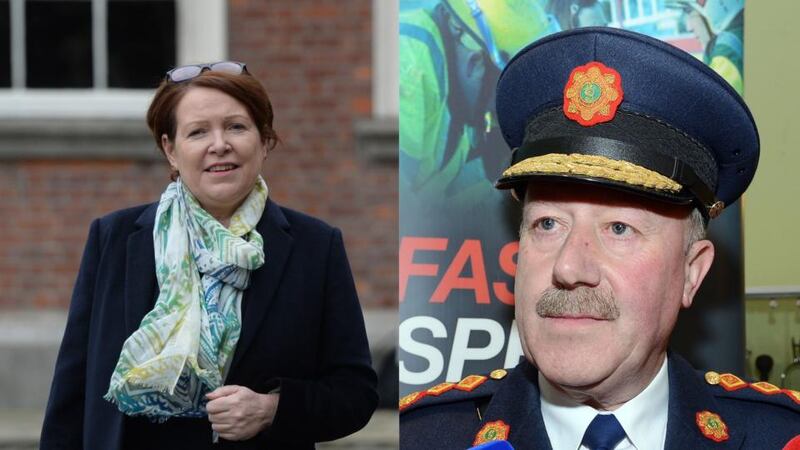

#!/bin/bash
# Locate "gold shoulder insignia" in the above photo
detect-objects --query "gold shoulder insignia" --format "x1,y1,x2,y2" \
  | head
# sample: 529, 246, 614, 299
750, 381, 781, 395
455, 374, 488, 392
718, 373, 747, 391
490, 369, 508, 380
704, 371, 720, 385
783, 389, 800, 405
401, 369, 510, 411
426, 382, 455, 396
399, 390, 426, 412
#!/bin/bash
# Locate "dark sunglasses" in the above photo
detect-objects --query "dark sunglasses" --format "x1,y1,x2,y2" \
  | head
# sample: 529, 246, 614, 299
165, 61, 248, 83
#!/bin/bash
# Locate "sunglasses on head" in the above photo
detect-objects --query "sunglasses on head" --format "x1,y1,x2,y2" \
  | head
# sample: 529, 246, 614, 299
165, 61, 248, 83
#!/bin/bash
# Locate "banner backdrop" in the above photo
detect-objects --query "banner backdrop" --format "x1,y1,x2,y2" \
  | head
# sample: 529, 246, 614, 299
399, 0, 746, 396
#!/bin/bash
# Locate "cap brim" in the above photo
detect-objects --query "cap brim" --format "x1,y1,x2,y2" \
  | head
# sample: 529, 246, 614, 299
496, 172, 696, 205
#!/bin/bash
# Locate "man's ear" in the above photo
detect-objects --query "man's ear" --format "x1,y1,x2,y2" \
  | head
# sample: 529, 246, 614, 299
682, 239, 715, 308
162, 134, 177, 169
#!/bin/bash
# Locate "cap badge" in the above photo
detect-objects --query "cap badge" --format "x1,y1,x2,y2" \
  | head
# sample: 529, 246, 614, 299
473, 420, 510, 446
563, 61, 623, 126
696, 410, 729, 442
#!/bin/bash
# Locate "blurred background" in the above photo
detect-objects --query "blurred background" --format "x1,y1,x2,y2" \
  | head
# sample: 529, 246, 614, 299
398, 0, 799, 400
0, 0, 398, 448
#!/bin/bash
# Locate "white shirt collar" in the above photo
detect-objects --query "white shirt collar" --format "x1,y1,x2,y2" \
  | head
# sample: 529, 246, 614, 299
539, 358, 669, 450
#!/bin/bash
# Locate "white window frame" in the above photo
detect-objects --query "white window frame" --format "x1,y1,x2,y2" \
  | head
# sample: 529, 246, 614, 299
354, 0, 398, 163
0, 0, 227, 119
372, 0, 398, 119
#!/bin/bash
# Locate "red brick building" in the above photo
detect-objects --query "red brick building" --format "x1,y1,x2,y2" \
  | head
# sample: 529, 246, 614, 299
0, 0, 397, 311
0, 0, 398, 420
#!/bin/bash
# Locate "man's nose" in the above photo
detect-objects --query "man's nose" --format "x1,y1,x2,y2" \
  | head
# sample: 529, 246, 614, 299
552, 225, 601, 289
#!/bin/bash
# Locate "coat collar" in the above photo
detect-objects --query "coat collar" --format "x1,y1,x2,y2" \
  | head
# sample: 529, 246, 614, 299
665, 352, 745, 449
477, 353, 746, 450
124, 203, 159, 335
478, 361, 553, 449
123, 199, 294, 373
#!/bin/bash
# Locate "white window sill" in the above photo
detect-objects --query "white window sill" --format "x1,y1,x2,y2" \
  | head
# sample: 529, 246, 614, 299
354, 116, 398, 164
0, 89, 152, 119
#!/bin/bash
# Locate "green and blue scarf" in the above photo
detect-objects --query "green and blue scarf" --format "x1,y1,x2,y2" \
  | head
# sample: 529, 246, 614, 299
104, 176, 268, 419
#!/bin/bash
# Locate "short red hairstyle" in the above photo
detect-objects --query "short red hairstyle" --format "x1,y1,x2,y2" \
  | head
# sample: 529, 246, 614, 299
146, 70, 279, 157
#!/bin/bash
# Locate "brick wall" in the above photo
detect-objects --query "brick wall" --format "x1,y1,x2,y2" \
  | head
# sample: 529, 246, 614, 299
0, 161, 167, 308
231, 0, 397, 309
0, 0, 397, 310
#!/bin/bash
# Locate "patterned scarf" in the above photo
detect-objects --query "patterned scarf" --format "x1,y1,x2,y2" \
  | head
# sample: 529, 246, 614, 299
104, 176, 268, 419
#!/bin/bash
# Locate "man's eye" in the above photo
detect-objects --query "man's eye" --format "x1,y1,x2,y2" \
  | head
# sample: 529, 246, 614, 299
188, 129, 205, 137
535, 217, 557, 231
610, 222, 630, 235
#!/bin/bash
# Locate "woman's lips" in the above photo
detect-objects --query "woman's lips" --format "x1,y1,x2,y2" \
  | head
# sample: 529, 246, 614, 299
205, 163, 238, 173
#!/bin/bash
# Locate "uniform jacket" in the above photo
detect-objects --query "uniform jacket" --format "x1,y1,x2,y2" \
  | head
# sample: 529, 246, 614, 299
400, 353, 800, 449
41, 199, 378, 449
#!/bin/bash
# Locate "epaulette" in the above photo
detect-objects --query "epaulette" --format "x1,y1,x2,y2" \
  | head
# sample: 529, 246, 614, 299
703, 371, 800, 412
400, 369, 510, 414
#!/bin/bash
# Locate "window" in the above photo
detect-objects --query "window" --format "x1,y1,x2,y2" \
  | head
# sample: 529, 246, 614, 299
0, 1, 12, 87
0, 0, 226, 119
27, 1, 95, 88
6, 0, 174, 89
107, 1, 176, 89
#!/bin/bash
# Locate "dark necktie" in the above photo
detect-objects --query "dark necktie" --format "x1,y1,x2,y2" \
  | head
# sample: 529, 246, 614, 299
580, 414, 627, 450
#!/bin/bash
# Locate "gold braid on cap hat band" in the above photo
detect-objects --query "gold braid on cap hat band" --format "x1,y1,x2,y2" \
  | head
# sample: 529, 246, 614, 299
501, 153, 682, 193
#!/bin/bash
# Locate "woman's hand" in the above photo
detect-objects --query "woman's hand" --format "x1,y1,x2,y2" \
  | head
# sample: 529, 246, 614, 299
206, 385, 280, 441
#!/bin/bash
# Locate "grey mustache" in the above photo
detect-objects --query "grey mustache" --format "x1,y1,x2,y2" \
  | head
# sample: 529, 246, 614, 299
536, 287, 620, 320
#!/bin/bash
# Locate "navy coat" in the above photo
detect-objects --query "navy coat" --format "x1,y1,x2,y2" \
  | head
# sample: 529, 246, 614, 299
41, 199, 378, 449
401, 353, 800, 449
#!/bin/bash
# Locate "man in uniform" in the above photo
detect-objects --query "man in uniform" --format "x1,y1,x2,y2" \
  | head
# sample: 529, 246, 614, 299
400, 27, 800, 449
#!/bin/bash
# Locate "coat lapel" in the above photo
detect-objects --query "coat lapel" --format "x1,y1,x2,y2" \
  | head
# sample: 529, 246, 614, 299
479, 361, 553, 449
124, 204, 158, 336
665, 352, 745, 450
229, 199, 293, 372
